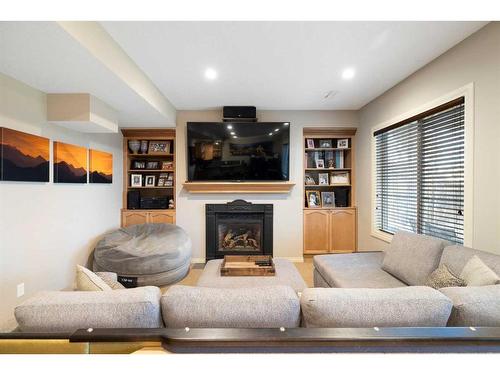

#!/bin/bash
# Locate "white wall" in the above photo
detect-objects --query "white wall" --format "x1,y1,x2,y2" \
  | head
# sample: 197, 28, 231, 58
176, 110, 358, 262
0, 73, 123, 330
356, 22, 500, 254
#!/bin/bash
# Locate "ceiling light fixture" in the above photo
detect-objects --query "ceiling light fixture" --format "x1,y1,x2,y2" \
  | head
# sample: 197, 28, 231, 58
274, 128, 279, 132
226, 124, 233, 129
204, 67, 218, 80
341, 68, 356, 80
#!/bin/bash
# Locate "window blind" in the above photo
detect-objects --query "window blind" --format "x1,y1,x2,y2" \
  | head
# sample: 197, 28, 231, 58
375, 98, 465, 244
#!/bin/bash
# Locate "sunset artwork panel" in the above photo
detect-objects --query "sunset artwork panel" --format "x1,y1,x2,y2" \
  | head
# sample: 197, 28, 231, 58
89, 149, 113, 183
53, 141, 88, 183
0, 127, 50, 182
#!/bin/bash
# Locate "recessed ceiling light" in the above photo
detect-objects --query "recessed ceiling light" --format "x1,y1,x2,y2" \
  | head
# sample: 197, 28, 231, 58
226, 124, 233, 129
230, 131, 235, 135
204, 67, 217, 80
341, 68, 356, 80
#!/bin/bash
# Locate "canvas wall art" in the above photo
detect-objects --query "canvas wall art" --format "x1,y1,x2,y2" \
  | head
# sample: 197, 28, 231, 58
0, 127, 50, 182
53, 141, 87, 183
89, 149, 113, 183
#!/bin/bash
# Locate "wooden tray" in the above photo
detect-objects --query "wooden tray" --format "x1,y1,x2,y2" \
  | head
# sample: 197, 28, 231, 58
220, 255, 275, 276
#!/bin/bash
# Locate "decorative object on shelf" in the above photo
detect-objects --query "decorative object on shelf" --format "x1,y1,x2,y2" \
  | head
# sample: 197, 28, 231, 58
306, 190, 321, 208
327, 158, 335, 168
315, 159, 325, 168
161, 161, 174, 170
133, 160, 146, 169
145, 175, 156, 187
319, 139, 332, 148
337, 139, 349, 148
131, 174, 142, 187
146, 161, 160, 170
306, 139, 315, 149
89, 149, 113, 183
0, 127, 50, 182
321, 191, 335, 208
331, 171, 350, 185
305, 174, 316, 185
128, 140, 141, 154
53, 141, 87, 183
140, 140, 149, 154
168, 198, 175, 209
148, 140, 170, 154
318, 173, 329, 186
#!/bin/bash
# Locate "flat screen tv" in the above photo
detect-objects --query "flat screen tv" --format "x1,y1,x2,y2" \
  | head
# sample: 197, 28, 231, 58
187, 122, 290, 181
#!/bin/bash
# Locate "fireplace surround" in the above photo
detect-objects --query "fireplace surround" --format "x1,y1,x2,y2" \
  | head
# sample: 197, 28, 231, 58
205, 200, 273, 261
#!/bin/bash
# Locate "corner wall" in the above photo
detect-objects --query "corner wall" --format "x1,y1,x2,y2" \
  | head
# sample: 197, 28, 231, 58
175, 110, 358, 262
0, 73, 123, 330
356, 22, 500, 253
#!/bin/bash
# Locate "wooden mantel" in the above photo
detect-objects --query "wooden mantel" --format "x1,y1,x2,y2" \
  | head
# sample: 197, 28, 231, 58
182, 181, 295, 194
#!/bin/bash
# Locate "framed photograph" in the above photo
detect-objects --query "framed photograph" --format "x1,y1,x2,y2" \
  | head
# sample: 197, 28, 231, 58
148, 140, 170, 154
337, 139, 349, 149
319, 139, 332, 148
331, 171, 350, 185
327, 159, 335, 168
306, 139, 315, 149
145, 175, 156, 187
315, 159, 325, 168
306, 191, 321, 208
165, 179, 173, 187
318, 173, 329, 186
321, 191, 335, 208
305, 174, 316, 185
146, 161, 159, 170
161, 161, 174, 170
131, 174, 142, 187
157, 178, 165, 187
133, 160, 146, 169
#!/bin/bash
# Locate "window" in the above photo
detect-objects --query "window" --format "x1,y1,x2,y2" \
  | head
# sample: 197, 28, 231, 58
374, 97, 465, 244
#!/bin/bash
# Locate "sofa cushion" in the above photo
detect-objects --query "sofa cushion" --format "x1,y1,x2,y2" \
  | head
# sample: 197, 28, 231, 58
95, 272, 126, 290
15, 286, 163, 332
425, 264, 466, 289
161, 285, 300, 328
460, 255, 500, 286
76, 265, 111, 291
381, 231, 447, 286
300, 286, 452, 328
439, 285, 500, 326
440, 245, 500, 277
314, 252, 406, 288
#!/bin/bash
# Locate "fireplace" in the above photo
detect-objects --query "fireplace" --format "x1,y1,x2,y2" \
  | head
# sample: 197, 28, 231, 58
206, 200, 273, 261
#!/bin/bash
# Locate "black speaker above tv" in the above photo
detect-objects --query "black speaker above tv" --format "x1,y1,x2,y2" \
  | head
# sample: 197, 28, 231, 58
223, 106, 256, 121
187, 122, 290, 182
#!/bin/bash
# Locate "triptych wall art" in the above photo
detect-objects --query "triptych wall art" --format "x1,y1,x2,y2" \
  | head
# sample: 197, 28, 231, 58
0, 127, 112, 184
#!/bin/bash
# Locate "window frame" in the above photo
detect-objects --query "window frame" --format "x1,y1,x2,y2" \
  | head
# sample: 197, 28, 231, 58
371, 83, 474, 246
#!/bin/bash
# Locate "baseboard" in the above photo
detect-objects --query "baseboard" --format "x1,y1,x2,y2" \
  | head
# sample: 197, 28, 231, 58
275, 256, 304, 263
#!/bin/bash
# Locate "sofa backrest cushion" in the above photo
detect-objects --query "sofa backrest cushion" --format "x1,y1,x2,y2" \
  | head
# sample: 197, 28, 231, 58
381, 231, 448, 286
439, 285, 500, 327
15, 286, 162, 332
300, 286, 452, 328
440, 245, 500, 278
161, 285, 300, 328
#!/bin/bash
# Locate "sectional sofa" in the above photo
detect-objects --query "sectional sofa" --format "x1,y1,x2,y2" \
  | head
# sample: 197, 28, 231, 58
14, 232, 500, 332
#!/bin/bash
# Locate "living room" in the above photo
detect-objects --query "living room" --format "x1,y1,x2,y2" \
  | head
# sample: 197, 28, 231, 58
1, 1, 500, 368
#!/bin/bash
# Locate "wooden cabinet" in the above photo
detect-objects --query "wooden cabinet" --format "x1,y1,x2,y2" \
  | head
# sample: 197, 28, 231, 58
304, 208, 357, 254
121, 210, 175, 227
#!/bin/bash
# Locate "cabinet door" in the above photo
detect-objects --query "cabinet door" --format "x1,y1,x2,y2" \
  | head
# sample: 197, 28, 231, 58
122, 211, 148, 227
304, 210, 330, 253
149, 211, 175, 224
330, 209, 356, 252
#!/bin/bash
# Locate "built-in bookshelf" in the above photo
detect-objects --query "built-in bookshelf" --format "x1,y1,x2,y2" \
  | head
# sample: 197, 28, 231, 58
121, 128, 176, 227
303, 128, 357, 255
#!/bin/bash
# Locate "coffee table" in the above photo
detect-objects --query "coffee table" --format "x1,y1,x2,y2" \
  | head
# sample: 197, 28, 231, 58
197, 258, 307, 293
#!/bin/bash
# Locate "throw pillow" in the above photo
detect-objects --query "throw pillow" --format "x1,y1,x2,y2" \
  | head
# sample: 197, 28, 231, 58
460, 255, 500, 286
425, 264, 466, 289
95, 272, 126, 290
76, 265, 112, 291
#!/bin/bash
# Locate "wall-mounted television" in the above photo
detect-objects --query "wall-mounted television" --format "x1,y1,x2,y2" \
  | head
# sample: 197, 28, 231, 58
187, 122, 290, 181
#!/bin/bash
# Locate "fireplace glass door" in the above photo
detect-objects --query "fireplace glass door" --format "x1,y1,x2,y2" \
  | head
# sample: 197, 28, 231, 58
216, 214, 263, 255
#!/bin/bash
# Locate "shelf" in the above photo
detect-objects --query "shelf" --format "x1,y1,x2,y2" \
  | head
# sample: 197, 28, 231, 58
129, 169, 175, 172
182, 181, 295, 194
303, 207, 356, 210
304, 184, 351, 187
128, 186, 174, 189
128, 153, 174, 157
305, 148, 350, 151
305, 168, 351, 171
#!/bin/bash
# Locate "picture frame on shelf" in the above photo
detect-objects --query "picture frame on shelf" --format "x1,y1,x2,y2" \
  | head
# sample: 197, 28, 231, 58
131, 174, 142, 187
337, 139, 349, 149
306, 139, 315, 149
146, 161, 160, 170
327, 159, 335, 168
318, 173, 329, 186
331, 171, 350, 185
161, 161, 174, 170
306, 190, 321, 208
321, 191, 335, 208
145, 175, 156, 187
157, 178, 165, 187
319, 139, 332, 148
305, 174, 316, 185
132, 160, 146, 170
315, 159, 325, 168
148, 140, 170, 154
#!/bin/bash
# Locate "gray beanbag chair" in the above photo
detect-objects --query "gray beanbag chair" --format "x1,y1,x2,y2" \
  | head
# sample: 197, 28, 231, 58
93, 223, 192, 286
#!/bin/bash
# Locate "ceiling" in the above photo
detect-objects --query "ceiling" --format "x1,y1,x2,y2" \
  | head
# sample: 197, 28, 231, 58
101, 21, 487, 110
0, 21, 488, 126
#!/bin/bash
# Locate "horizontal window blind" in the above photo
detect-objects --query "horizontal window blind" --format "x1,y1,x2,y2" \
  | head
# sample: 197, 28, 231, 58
375, 98, 465, 244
